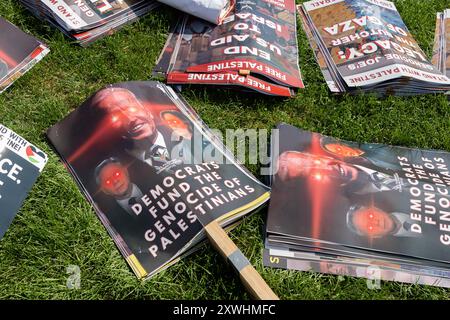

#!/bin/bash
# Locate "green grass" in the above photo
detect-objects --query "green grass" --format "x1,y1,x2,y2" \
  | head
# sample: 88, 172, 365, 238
0, 0, 449, 300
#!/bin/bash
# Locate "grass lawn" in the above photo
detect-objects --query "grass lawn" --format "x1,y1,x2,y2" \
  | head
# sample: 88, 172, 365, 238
0, 0, 449, 300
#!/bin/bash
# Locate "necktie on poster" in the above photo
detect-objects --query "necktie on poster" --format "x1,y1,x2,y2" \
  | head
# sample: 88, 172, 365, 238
148, 145, 170, 162
158, 0, 233, 24
262, 248, 450, 288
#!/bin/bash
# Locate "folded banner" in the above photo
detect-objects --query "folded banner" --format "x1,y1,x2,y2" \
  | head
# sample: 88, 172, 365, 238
154, 0, 303, 97
299, 0, 450, 96
158, 0, 234, 24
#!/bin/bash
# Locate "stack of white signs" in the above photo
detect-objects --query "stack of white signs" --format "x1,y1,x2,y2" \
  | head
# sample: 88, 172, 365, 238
19, 0, 159, 46
0, 18, 49, 93
299, 0, 450, 96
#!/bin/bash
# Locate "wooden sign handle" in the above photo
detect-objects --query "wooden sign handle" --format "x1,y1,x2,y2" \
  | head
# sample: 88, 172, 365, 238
204, 221, 279, 300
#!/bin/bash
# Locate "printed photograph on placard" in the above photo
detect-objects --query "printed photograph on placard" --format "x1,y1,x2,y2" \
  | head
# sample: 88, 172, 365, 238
0, 125, 47, 240
267, 124, 450, 264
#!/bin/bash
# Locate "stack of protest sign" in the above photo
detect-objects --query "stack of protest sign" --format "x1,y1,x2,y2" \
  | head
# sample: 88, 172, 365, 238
0, 124, 48, 240
0, 18, 49, 93
154, 0, 303, 97
298, 0, 450, 96
264, 123, 450, 288
432, 9, 450, 81
19, 0, 159, 46
47, 81, 270, 279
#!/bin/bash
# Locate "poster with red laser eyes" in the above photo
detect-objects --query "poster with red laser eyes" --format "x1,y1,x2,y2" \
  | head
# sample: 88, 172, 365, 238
0, 18, 49, 93
47, 81, 270, 279
21, 0, 149, 31
266, 124, 450, 272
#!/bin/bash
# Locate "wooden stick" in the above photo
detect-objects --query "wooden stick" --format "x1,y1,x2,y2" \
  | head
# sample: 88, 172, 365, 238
204, 220, 279, 300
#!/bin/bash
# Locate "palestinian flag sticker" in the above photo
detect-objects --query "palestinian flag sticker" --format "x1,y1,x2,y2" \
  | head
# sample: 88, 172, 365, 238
26, 145, 46, 166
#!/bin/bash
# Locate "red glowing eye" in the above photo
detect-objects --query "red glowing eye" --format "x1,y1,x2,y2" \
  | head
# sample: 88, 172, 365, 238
111, 115, 119, 122
313, 173, 323, 181
369, 214, 374, 219
129, 107, 137, 113
115, 171, 120, 177
106, 180, 111, 185
368, 226, 373, 231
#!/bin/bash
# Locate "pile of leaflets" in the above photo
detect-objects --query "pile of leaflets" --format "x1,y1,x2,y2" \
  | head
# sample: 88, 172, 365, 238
0, 124, 48, 240
432, 9, 450, 79
47, 81, 270, 279
154, 0, 303, 97
0, 18, 49, 93
19, 0, 159, 46
299, 0, 450, 96
264, 123, 450, 288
